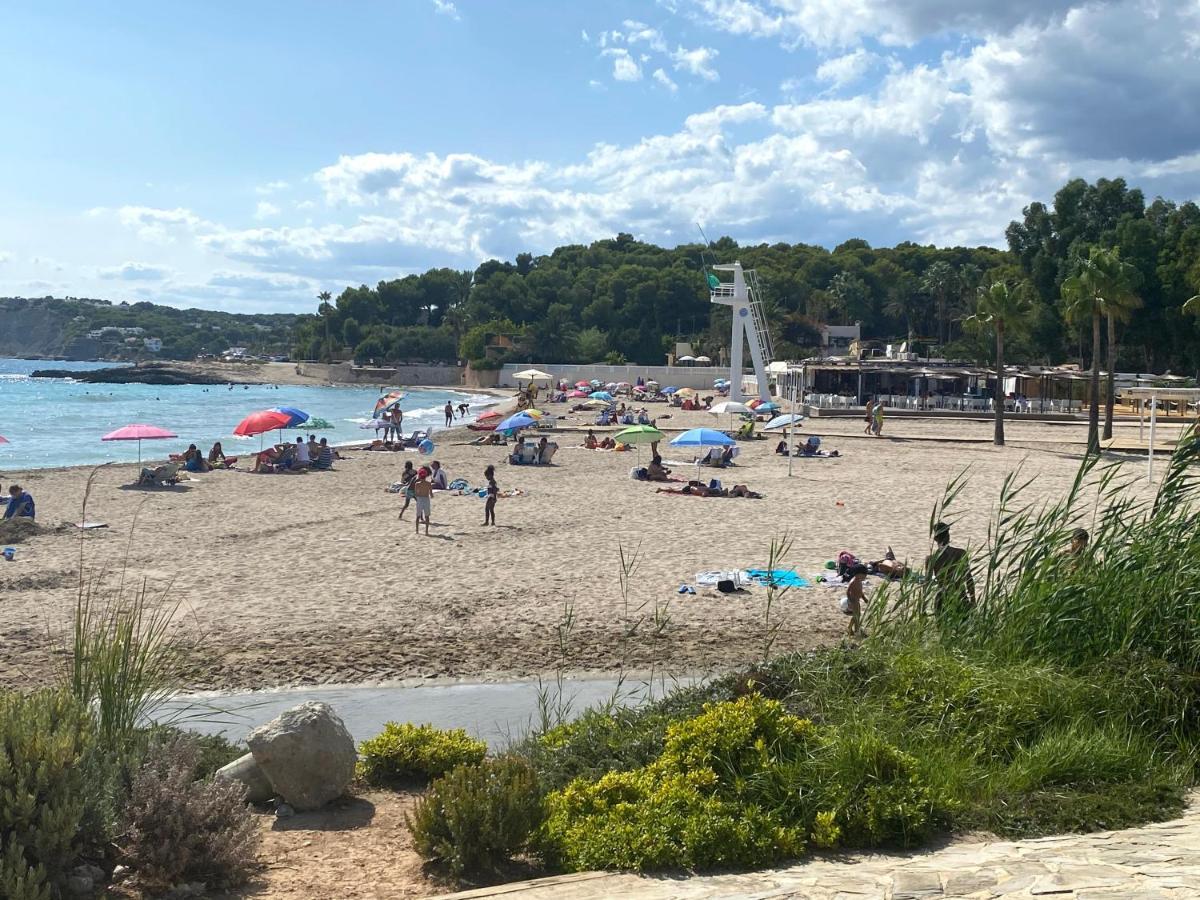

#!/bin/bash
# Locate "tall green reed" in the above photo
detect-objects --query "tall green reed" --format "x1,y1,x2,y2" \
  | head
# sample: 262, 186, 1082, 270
872, 430, 1200, 671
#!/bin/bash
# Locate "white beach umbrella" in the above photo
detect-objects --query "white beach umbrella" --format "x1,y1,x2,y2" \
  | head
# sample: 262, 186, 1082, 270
710, 400, 752, 432
513, 368, 552, 382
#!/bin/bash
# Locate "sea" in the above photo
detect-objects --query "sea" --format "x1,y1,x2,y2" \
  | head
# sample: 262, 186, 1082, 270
0, 358, 496, 470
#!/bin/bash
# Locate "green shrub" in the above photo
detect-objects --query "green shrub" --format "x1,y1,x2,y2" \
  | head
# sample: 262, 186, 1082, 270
358, 722, 487, 785
0, 690, 93, 900
541, 764, 803, 872
122, 733, 260, 891
813, 727, 939, 848
408, 756, 542, 874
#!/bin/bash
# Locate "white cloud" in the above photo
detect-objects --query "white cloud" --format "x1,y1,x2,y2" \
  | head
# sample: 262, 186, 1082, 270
98, 261, 172, 281
815, 48, 878, 88
671, 45, 720, 81
653, 68, 679, 92
603, 48, 643, 81
431, 0, 459, 20
255, 201, 281, 220
255, 180, 290, 195
622, 19, 669, 52
581, 28, 590, 42
0, 251, 11, 265
113, 206, 206, 243
670, 0, 1086, 48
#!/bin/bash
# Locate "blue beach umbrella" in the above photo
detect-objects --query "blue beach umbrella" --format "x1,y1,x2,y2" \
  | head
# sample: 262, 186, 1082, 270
669, 428, 735, 448
662, 386, 680, 394
756, 401, 781, 413
496, 412, 537, 433
589, 391, 614, 401
270, 406, 310, 427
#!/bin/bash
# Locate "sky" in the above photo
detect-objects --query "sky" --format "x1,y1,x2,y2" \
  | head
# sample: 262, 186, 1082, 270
1, 0, 1199, 313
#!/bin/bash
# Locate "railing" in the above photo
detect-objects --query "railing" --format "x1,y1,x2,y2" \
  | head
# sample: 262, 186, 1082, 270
803, 394, 1084, 414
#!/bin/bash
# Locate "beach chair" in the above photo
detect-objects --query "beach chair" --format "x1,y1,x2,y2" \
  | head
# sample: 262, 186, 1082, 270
538, 442, 558, 465
137, 463, 179, 487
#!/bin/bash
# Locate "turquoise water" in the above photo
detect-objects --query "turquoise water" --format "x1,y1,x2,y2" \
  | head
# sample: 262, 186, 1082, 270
0, 358, 494, 469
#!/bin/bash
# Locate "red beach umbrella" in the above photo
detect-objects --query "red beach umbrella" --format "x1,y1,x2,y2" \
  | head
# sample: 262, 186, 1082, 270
234, 408, 294, 450
234, 409, 293, 437
101, 423, 179, 463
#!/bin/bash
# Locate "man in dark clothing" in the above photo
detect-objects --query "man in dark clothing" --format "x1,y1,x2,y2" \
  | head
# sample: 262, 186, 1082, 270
925, 521, 975, 614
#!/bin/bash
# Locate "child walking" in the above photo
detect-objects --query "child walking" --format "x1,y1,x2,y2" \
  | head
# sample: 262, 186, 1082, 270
841, 564, 869, 638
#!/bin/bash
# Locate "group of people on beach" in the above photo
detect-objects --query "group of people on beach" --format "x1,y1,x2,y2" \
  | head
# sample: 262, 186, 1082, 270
862, 399, 885, 436
393, 456, 500, 533
252, 435, 336, 473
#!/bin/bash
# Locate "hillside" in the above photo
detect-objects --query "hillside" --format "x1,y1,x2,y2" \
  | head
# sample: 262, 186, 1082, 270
0, 296, 298, 361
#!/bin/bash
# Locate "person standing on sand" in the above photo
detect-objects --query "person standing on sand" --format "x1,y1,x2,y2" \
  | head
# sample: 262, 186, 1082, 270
458, 401, 469, 419
925, 521, 975, 615
871, 401, 884, 437
843, 564, 869, 638
444, 401, 454, 428
483, 464, 498, 526
397, 461, 416, 520
412, 469, 433, 535
863, 399, 875, 435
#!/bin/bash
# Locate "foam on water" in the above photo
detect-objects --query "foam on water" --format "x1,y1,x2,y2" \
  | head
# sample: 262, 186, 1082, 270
0, 358, 496, 469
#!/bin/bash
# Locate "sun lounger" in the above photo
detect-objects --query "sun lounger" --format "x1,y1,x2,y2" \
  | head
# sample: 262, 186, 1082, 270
137, 463, 179, 487
538, 442, 558, 465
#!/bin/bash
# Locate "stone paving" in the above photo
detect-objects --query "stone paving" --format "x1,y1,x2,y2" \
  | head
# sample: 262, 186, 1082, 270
435, 795, 1200, 899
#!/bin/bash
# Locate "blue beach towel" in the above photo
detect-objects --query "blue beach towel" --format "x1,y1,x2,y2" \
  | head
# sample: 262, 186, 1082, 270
745, 568, 810, 588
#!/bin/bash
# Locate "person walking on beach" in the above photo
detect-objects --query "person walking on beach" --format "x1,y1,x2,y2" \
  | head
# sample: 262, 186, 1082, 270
871, 401, 884, 437
863, 398, 875, 435
397, 461, 416, 520
412, 468, 433, 535
444, 400, 454, 428
483, 464, 498, 526
391, 406, 404, 441
843, 564, 869, 638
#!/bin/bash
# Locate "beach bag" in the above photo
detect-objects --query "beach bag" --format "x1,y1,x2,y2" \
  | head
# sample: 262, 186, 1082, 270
717, 578, 737, 593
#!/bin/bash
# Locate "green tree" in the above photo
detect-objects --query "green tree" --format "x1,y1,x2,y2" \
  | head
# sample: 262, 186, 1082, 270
576, 327, 608, 362
342, 316, 362, 349
966, 281, 1036, 446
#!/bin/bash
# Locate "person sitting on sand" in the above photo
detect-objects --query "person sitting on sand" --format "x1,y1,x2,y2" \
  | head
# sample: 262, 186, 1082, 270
4, 484, 34, 520
637, 409, 651, 425
293, 436, 311, 470
582, 430, 598, 450
312, 438, 335, 469
307, 434, 321, 461
510, 436, 527, 465
775, 439, 789, 456
183, 444, 211, 473
645, 455, 671, 482
253, 447, 280, 473
429, 459, 449, 490
536, 436, 549, 464
599, 436, 617, 450
719, 445, 735, 467
208, 441, 228, 468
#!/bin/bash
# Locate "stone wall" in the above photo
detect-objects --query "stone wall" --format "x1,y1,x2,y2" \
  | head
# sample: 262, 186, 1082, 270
296, 362, 464, 386
497, 363, 728, 390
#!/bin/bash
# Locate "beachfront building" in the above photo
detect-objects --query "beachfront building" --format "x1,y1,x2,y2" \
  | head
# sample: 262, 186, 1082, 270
785, 356, 1197, 419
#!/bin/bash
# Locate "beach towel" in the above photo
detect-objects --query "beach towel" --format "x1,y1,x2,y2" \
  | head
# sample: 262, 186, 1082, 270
695, 570, 749, 587
447, 478, 469, 491
745, 568, 810, 588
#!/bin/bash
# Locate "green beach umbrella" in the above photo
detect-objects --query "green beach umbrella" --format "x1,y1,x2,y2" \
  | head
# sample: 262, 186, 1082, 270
614, 424, 664, 465
291, 417, 335, 430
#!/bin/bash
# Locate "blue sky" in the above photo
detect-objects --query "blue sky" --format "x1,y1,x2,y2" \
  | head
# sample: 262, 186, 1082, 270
2, 0, 1198, 312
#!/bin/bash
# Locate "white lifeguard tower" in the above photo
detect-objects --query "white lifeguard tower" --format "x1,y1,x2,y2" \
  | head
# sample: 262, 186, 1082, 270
709, 261, 772, 402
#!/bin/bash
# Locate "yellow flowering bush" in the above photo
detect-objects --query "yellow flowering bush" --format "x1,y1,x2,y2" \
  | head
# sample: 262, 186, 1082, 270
357, 722, 487, 785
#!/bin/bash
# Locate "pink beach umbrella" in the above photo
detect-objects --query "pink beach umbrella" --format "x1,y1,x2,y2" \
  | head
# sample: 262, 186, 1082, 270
0, 435, 9, 444
101, 423, 179, 463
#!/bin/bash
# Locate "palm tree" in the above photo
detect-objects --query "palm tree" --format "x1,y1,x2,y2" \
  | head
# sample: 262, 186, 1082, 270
317, 290, 333, 361
965, 281, 1035, 446
1062, 247, 1127, 455
921, 262, 959, 345
1100, 256, 1139, 440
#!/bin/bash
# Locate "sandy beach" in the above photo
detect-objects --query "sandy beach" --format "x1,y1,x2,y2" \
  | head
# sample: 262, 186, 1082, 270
0, 404, 1176, 693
